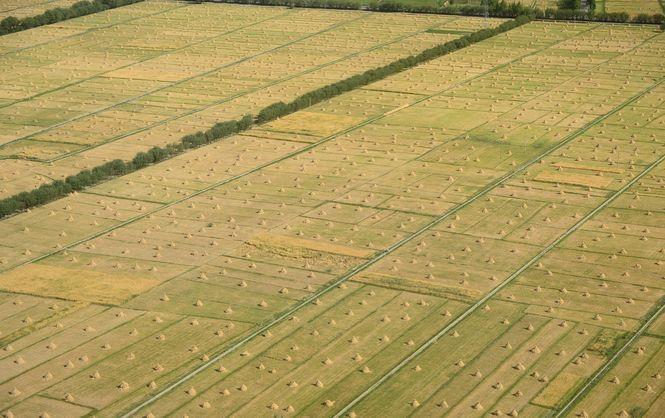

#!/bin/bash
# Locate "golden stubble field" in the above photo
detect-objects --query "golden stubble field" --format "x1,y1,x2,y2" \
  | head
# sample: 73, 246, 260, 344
0, 7, 663, 418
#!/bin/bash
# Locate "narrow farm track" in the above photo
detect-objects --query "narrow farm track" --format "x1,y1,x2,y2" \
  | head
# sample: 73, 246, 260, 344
333, 154, 665, 418
117, 68, 665, 418
552, 303, 665, 417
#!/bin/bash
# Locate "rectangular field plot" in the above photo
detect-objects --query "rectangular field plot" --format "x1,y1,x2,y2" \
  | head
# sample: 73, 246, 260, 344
0, 16, 663, 418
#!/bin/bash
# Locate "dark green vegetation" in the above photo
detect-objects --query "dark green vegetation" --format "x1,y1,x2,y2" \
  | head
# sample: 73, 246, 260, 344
558, 0, 581, 10
0, 14, 532, 219
208, 0, 665, 23
0, 0, 145, 36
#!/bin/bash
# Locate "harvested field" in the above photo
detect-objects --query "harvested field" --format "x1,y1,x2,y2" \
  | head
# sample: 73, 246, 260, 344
0, 0, 82, 19
604, 0, 663, 15
0, 4, 663, 418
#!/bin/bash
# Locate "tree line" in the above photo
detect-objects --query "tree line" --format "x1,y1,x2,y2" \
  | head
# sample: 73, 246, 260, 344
0, 115, 253, 218
201, 0, 665, 24
0, 0, 145, 36
0, 15, 533, 219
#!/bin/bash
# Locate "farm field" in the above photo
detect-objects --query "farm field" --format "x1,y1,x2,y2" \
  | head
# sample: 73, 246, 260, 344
603, 0, 664, 15
0, 0, 82, 19
0, 7, 663, 417
0, 0, 505, 199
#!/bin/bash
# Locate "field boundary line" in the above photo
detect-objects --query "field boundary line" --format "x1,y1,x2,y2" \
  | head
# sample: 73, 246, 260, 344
117, 49, 664, 418
552, 302, 665, 417
333, 153, 665, 418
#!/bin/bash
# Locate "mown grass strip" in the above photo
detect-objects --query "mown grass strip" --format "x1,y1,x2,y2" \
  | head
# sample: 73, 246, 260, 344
0, 15, 532, 220
0, 0, 145, 36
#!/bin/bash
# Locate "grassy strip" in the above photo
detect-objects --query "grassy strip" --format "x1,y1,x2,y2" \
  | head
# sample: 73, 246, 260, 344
201, 0, 665, 24
0, 15, 532, 219
0, 0, 145, 36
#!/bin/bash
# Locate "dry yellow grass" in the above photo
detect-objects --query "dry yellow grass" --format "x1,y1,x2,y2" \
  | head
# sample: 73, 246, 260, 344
267, 112, 366, 138
0, 264, 160, 304
532, 372, 583, 408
